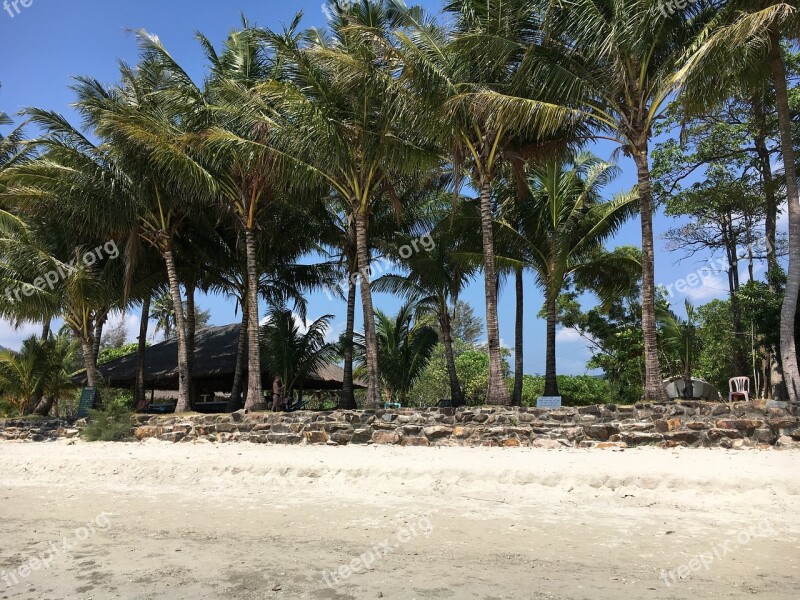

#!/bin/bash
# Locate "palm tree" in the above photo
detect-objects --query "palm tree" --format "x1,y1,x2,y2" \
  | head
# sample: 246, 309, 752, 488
677, 2, 800, 400
372, 199, 480, 405
357, 297, 439, 405
510, 0, 722, 401
261, 1, 439, 407
498, 152, 639, 397
398, 0, 579, 404
261, 304, 339, 401
658, 299, 701, 400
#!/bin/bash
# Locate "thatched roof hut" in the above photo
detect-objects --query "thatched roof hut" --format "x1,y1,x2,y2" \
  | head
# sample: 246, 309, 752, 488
95, 323, 355, 395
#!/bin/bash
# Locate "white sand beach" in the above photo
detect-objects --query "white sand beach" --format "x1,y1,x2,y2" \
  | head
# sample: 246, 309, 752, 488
1, 441, 799, 599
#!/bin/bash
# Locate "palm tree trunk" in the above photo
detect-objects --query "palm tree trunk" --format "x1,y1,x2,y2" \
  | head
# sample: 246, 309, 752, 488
79, 335, 100, 390
769, 33, 800, 403
92, 315, 106, 365
185, 279, 197, 405
632, 148, 668, 402
439, 301, 464, 406
544, 291, 560, 397
229, 302, 249, 410
163, 247, 191, 412
354, 208, 381, 408
479, 179, 510, 405
512, 267, 524, 406
41, 316, 51, 341
243, 228, 264, 410
134, 295, 150, 411
339, 272, 358, 409
32, 396, 55, 417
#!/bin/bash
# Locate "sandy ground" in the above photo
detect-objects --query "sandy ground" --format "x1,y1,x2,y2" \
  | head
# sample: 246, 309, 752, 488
1, 441, 798, 600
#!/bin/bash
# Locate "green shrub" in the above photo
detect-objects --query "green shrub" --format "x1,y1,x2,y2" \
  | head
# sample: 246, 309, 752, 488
519, 375, 612, 407
81, 403, 135, 442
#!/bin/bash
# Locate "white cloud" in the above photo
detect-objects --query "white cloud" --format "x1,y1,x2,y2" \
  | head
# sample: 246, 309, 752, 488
683, 273, 728, 302
555, 327, 584, 343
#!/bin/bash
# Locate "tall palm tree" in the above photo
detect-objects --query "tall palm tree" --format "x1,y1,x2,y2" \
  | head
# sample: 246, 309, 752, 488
510, 0, 721, 401
261, 1, 439, 407
677, 1, 800, 400
372, 199, 480, 405
398, 0, 579, 404
498, 152, 639, 397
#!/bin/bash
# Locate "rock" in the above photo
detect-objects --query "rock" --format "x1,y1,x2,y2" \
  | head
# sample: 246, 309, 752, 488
452, 426, 471, 439
267, 433, 302, 444
304, 430, 329, 444
134, 426, 162, 440
349, 428, 372, 444
754, 428, 777, 444
371, 431, 401, 445
401, 436, 429, 446
654, 419, 682, 433
707, 428, 743, 440
531, 438, 561, 449
620, 432, 663, 446
685, 421, 707, 430
663, 431, 701, 445
214, 423, 238, 433
231, 409, 246, 422
330, 432, 353, 445
159, 432, 185, 443
776, 435, 798, 448
423, 426, 451, 441
583, 425, 615, 441
501, 438, 521, 447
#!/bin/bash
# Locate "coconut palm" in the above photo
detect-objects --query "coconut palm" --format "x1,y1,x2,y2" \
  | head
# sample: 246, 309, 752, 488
397, 0, 581, 404
504, 0, 722, 401
676, 1, 800, 400
498, 152, 639, 397
357, 297, 439, 405
261, 304, 339, 401
259, 1, 439, 407
372, 199, 480, 405
658, 299, 701, 400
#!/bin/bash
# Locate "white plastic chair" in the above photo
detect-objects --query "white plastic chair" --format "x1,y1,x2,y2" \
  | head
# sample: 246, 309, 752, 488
728, 377, 750, 403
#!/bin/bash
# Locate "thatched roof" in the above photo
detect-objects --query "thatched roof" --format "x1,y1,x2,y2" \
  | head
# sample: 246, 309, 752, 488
95, 323, 357, 391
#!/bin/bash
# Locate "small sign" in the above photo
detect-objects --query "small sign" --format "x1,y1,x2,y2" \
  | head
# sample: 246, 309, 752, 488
536, 396, 562, 409
76, 387, 97, 418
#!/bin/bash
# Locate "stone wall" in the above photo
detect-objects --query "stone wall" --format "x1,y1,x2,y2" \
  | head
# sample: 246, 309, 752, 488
3, 401, 799, 449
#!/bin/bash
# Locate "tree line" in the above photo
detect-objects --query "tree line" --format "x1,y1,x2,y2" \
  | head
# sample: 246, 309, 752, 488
0, 0, 797, 414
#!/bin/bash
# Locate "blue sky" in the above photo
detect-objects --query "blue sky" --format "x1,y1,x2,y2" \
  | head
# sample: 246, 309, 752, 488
0, 1, 784, 374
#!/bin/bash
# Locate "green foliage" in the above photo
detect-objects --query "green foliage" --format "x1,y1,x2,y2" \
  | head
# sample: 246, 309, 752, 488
555, 291, 644, 405
98, 342, 141, 365
695, 300, 736, 395
518, 375, 613, 407
410, 340, 510, 406
81, 402, 134, 442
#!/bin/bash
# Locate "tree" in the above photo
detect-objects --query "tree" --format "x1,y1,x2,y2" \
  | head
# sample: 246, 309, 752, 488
658, 299, 701, 399
399, 0, 580, 404
358, 298, 439, 405
446, 300, 483, 347
261, 304, 338, 400
525, 0, 722, 401
679, 1, 800, 400
263, 1, 438, 407
372, 200, 479, 405
499, 152, 639, 397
